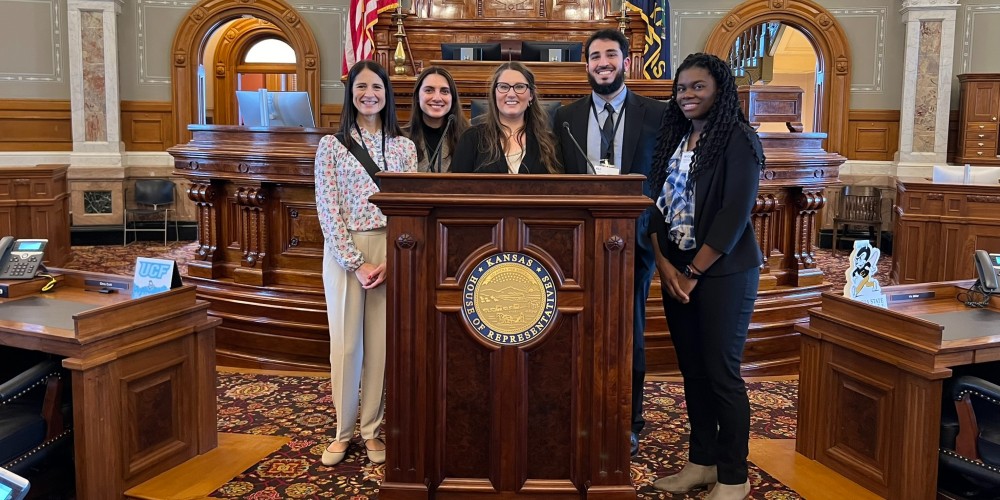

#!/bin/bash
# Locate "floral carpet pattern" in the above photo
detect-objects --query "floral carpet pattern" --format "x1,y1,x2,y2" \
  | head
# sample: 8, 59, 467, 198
210, 372, 800, 499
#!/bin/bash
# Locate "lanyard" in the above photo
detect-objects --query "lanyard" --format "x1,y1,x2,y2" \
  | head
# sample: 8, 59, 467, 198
590, 94, 626, 149
354, 123, 387, 171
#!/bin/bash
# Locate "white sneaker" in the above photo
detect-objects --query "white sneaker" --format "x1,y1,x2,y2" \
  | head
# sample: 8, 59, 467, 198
652, 462, 718, 493
705, 479, 751, 500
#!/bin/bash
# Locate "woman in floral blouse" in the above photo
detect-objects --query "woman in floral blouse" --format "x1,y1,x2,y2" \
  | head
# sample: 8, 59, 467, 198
314, 60, 417, 466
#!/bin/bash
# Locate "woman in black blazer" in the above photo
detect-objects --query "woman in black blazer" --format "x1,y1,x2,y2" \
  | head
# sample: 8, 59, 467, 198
647, 53, 764, 500
451, 62, 561, 174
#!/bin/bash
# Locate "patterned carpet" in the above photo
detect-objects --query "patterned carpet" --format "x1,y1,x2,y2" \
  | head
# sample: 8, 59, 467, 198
211, 372, 800, 499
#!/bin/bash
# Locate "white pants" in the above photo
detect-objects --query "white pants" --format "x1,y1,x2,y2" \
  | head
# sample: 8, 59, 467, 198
323, 229, 387, 442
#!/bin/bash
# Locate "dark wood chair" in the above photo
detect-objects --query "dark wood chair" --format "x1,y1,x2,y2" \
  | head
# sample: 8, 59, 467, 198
831, 185, 883, 255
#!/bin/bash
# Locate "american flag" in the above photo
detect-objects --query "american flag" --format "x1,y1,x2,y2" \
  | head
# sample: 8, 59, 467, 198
343, 0, 400, 74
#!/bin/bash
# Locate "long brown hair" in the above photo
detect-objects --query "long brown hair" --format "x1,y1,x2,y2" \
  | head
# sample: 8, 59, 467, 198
481, 62, 561, 173
405, 66, 469, 162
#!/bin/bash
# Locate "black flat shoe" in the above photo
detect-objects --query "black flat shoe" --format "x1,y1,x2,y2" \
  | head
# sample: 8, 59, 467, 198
630, 432, 639, 457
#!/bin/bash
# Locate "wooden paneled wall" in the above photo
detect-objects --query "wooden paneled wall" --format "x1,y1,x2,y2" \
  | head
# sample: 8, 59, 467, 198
0, 99, 345, 152
120, 101, 174, 151
845, 110, 899, 161
318, 104, 344, 129
0, 99, 73, 151
1, 100, 960, 160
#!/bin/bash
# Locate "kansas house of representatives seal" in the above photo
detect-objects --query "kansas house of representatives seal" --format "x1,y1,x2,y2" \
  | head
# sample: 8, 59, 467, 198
463, 252, 557, 346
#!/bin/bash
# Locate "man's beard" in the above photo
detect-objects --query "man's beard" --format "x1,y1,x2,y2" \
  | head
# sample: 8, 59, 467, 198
588, 67, 626, 95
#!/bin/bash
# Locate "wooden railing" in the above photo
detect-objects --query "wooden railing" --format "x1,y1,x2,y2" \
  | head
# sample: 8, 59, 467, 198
728, 21, 780, 86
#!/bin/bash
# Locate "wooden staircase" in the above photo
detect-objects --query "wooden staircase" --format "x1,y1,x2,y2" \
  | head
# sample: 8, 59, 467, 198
728, 21, 781, 86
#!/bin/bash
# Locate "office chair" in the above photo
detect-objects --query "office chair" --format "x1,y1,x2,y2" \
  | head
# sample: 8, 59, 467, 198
939, 375, 1000, 498
123, 179, 177, 246
831, 185, 883, 255
0, 355, 73, 478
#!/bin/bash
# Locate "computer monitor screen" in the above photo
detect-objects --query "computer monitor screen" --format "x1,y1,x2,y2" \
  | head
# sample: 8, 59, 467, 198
931, 164, 968, 184
520, 41, 582, 62
440, 43, 502, 61
236, 90, 315, 127
968, 166, 1000, 185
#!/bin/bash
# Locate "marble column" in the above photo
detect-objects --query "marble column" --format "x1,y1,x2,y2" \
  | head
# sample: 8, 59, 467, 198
896, 0, 959, 169
67, 0, 123, 165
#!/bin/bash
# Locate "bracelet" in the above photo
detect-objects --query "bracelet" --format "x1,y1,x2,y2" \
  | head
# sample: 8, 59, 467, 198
689, 262, 705, 275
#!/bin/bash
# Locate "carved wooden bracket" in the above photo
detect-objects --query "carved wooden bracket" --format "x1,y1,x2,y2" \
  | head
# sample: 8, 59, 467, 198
235, 186, 268, 267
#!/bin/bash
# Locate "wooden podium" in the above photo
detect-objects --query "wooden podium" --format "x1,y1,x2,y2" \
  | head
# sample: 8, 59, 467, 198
370, 173, 649, 499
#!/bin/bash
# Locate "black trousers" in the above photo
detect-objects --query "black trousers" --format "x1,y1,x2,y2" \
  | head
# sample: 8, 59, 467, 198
661, 265, 758, 484
632, 219, 655, 435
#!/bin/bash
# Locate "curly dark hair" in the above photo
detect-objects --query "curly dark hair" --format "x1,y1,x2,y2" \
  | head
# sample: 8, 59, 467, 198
405, 66, 469, 163
338, 60, 402, 149
649, 53, 764, 194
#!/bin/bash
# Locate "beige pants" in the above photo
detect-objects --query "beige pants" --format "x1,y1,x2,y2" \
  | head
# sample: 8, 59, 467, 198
323, 229, 387, 442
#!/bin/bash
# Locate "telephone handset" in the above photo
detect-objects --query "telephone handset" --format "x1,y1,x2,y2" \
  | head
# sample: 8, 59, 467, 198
973, 249, 1000, 293
0, 237, 48, 280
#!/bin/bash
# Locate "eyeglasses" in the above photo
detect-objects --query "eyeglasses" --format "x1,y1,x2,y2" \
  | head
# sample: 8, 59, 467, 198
495, 82, 530, 94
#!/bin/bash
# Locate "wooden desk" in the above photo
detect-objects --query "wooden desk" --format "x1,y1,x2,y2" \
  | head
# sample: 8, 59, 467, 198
0, 270, 220, 500
891, 177, 1000, 284
796, 281, 1000, 500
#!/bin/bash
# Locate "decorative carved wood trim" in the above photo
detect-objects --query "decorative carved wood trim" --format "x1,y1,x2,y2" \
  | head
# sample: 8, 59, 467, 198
968, 195, 1000, 203
212, 18, 290, 125
186, 180, 220, 278
753, 193, 779, 274
704, 0, 852, 156
235, 184, 268, 270
170, 0, 320, 146
793, 189, 826, 272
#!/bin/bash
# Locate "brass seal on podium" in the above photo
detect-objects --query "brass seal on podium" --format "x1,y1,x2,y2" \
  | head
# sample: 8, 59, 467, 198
462, 252, 556, 346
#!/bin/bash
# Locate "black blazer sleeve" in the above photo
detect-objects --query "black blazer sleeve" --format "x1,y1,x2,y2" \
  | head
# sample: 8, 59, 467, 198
451, 127, 481, 173
701, 125, 763, 256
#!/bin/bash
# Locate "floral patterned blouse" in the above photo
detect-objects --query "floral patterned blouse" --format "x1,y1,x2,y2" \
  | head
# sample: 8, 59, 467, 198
314, 127, 417, 272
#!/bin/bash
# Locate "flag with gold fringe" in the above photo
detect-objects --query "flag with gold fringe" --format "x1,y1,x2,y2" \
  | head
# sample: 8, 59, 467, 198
343, 0, 400, 74
625, 0, 670, 79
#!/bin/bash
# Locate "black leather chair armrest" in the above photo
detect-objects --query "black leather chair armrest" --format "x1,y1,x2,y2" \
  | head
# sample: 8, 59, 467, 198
950, 375, 1000, 403
0, 360, 62, 403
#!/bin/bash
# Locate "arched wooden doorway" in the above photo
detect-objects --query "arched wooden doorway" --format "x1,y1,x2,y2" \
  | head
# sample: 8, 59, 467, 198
704, 0, 851, 155
170, 0, 320, 145
212, 19, 294, 126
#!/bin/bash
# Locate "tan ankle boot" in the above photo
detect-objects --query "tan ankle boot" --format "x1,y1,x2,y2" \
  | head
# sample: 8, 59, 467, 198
705, 479, 750, 500
652, 462, 718, 493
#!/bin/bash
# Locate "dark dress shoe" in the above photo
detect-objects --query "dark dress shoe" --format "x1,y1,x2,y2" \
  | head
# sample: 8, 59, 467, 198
630, 432, 639, 456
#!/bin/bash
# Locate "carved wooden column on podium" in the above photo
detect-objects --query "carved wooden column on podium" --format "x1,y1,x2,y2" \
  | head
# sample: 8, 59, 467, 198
234, 184, 268, 286
186, 180, 222, 279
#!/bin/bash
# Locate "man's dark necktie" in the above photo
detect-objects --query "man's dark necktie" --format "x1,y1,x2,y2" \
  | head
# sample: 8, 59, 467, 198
601, 102, 615, 162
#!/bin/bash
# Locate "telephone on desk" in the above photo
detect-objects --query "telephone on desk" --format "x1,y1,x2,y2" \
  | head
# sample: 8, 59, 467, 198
0, 237, 48, 280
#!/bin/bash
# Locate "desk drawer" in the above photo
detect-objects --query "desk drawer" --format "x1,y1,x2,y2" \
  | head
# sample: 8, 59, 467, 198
967, 122, 999, 133
966, 139, 998, 150
965, 149, 999, 158
968, 131, 998, 141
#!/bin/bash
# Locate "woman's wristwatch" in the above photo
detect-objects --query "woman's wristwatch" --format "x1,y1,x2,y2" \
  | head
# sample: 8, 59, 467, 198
683, 264, 701, 279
